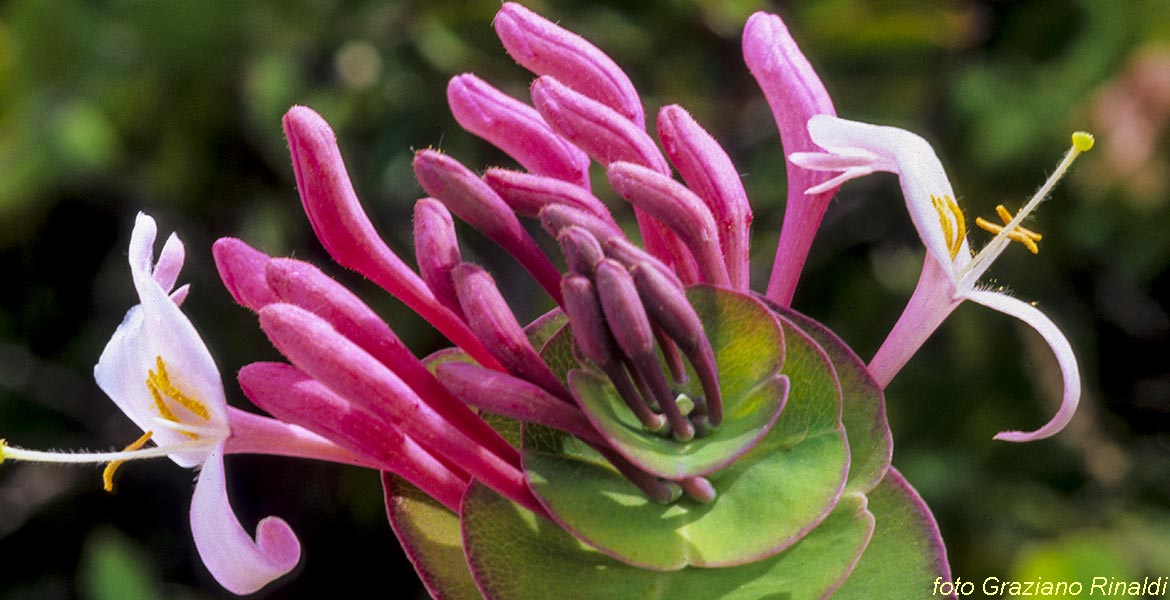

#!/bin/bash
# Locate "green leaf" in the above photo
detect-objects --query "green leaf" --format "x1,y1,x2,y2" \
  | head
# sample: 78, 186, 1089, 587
770, 304, 892, 495
832, 468, 953, 599
462, 481, 874, 600
383, 474, 482, 600
523, 288, 848, 569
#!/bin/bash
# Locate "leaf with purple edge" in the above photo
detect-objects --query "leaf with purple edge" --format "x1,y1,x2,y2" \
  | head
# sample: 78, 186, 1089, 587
383, 474, 480, 600
522, 288, 849, 569
461, 481, 874, 600
832, 468, 956, 599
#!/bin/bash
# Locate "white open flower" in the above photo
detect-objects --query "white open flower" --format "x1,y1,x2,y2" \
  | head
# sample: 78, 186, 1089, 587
791, 116, 1094, 442
2, 213, 300, 595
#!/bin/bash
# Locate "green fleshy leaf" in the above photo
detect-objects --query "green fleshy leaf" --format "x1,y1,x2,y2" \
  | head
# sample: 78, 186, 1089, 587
833, 468, 954, 599
771, 304, 892, 495
524, 289, 848, 569
383, 474, 481, 600
567, 288, 789, 478
462, 481, 874, 600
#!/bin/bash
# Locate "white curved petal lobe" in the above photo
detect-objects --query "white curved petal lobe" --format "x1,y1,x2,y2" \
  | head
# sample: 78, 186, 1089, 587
966, 290, 1081, 442
191, 445, 301, 595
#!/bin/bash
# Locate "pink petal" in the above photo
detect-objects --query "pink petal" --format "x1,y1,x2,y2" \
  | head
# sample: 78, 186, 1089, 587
743, 12, 839, 306
448, 73, 590, 188
257, 303, 546, 516
495, 2, 644, 126
152, 232, 185, 293
966, 291, 1081, 442
190, 444, 299, 595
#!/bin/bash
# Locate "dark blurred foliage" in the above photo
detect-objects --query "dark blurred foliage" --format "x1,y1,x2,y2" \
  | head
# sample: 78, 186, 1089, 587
1, 0, 1168, 598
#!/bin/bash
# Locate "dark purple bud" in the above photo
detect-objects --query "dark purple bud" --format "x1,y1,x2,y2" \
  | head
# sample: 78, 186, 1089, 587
632, 263, 723, 427
562, 275, 667, 431
453, 263, 571, 400
603, 236, 682, 289
680, 476, 716, 504
557, 226, 605, 276
448, 73, 590, 188
595, 260, 694, 441
413, 198, 464, 317
607, 161, 729, 287
436, 361, 603, 445
414, 150, 563, 304
597, 446, 682, 505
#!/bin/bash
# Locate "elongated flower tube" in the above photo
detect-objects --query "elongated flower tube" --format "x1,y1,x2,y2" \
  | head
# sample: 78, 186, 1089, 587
657, 105, 754, 290
484, 167, 617, 226
283, 106, 503, 371
743, 11, 840, 307
791, 116, 1092, 442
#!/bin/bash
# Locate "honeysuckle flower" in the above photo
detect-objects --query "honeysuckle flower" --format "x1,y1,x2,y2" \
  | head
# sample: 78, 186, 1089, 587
8, 3, 1095, 598
196, 3, 989, 598
790, 116, 1093, 442
0, 213, 406, 595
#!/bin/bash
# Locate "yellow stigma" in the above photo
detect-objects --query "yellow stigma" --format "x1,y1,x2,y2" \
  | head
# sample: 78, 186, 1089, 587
930, 195, 967, 260
0, 438, 7, 465
102, 430, 154, 492
1072, 131, 1095, 153
146, 356, 211, 440
976, 204, 1043, 254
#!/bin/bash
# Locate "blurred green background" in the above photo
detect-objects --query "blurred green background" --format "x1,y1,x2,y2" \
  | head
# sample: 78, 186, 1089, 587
1, 0, 1168, 598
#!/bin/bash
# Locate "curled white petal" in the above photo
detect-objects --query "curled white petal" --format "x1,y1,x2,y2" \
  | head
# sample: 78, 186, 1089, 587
191, 445, 300, 595
966, 290, 1081, 442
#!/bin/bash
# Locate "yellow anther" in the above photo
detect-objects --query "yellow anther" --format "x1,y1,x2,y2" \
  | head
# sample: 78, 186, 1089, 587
931, 194, 966, 260
1072, 131, 1095, 153
147, 356, 212, 422
975, 215, 1041, 254
102, 430, 154, 492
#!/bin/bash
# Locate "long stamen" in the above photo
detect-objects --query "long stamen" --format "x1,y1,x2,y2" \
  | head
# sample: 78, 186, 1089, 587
975, 204, 1042, 254
0, 437, 215, 466
103, 431, 155, 492
930, 195, 966, 261
148, 357, 212, 421
958, 132, 1093, 288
